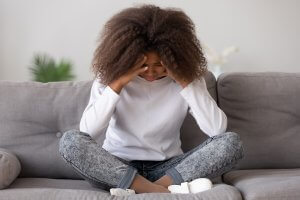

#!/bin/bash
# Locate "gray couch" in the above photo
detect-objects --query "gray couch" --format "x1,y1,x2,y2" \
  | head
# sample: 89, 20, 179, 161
0, 71, 299, 200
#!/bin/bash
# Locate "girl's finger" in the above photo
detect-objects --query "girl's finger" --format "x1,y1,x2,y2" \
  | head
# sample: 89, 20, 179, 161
134, 55, 147, 69
134, 66, 148, 76
160, 60, 166, 68
129, 55, 147, 75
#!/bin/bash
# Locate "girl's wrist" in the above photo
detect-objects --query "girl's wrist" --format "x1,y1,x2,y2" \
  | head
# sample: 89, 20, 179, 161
109, 80, 124, 94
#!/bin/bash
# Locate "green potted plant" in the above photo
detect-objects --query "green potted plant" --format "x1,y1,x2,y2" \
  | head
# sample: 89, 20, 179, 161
29, 53, 76, 82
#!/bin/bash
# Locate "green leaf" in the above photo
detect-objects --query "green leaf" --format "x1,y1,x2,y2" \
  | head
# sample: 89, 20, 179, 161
29, 53, 76, 82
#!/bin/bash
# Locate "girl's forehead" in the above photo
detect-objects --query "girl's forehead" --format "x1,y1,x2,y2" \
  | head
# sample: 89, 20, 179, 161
144, 51, 160, 59
144, 53, 161, 65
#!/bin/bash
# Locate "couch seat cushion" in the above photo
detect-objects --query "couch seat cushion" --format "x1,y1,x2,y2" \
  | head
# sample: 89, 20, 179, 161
0, 178, 242, 200
223, 168, 300, 200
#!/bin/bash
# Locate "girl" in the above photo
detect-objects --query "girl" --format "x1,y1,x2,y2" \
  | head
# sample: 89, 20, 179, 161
59, 4, 244, 195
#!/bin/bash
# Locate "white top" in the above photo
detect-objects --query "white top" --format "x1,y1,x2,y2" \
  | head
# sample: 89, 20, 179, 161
79, 75, 227, 161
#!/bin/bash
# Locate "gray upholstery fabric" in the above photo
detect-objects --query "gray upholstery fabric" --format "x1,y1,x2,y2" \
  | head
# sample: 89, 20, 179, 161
0, 178, 242, 200
0, 148, 21, 189
8, 178, 104, 191
0, 71, 219, 180
3, 71, 300, 199
0, 80, 93, 179
223, 169, 300, 200
217, 72, 300, 169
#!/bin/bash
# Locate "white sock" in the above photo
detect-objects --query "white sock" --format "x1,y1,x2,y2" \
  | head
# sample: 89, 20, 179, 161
168, 182, 190, 194
168, 178, 213, 194
110, 188, 136, 196
188, 178, 213, 193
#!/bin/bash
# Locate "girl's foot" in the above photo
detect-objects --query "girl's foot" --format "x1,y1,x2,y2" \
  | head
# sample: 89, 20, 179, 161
153, 184, 171, 193
168, 178, 213, 194
130, 174, 170, 193
153, 175, 173, 188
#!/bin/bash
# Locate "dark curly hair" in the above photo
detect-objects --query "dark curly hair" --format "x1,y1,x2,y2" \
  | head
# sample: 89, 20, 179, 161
92, 4, 208, 85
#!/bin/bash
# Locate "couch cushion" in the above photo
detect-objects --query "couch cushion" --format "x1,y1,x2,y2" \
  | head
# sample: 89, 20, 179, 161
8, 178, 104, 191
217, 72, 300, 169
0, 148, 21, 189
0, 71, 218, 179
0, 80, 93, 179
0, 178, 242, 200
223, 168, 300, 200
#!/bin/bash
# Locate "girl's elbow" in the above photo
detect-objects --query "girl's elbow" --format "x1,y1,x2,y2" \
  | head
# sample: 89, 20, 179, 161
213, 114, 228, 136
220, 114, 228, 134
79, 118, 89, 134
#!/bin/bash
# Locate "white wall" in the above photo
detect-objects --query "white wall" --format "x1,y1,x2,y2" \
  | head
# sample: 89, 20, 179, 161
1, 0, 300, 81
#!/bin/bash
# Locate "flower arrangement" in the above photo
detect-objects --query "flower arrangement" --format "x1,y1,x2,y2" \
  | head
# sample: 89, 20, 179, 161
202, 43, 239, 78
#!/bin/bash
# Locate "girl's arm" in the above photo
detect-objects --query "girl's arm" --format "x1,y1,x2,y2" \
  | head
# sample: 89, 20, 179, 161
80, 56, 148, 140
79, 78, 121, 140
180, 76, 228, 137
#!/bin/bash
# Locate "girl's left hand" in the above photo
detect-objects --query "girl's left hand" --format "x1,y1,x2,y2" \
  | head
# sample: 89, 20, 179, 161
160, 61, 191, 88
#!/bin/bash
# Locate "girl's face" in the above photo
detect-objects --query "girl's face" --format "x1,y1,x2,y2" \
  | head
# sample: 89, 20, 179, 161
138, 51, 167, 82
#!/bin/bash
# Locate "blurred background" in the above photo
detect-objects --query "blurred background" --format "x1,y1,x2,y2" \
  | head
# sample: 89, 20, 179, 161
0, 0, 299, 81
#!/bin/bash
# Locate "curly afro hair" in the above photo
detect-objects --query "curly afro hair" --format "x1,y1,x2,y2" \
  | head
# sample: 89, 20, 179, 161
92, 4, 208, 85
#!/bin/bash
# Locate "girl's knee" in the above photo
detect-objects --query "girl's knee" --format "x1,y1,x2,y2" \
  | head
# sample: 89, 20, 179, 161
218, 131, 237, 138
60, 129, 90, 144
59, 129, 88, 158
218, 132, 244, 160
218, 132, 241, 144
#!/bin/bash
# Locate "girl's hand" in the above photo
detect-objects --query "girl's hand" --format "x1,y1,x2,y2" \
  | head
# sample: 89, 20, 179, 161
109, 55, 148, 94
119, 55, 149, 86
160, 61, 191, 88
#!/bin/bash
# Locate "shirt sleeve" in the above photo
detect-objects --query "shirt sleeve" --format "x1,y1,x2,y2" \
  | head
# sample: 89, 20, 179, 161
79, 78, 121, 140
179, 76, 228, 137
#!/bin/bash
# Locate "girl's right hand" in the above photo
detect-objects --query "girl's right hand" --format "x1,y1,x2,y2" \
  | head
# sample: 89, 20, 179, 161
108, 55, 148, 94
119, 55, 148, 86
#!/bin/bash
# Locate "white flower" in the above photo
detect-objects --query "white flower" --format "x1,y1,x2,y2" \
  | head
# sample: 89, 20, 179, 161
202, 43, 239, 66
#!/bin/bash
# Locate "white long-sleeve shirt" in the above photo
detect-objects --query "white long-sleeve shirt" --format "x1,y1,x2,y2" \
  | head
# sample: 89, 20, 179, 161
79, 75, 227, 161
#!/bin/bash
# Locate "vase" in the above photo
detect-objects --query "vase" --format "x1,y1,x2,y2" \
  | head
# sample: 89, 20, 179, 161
209, 64, 223, 79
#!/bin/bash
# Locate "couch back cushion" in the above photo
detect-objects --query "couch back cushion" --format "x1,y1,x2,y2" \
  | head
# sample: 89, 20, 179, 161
0, 80, 92, 179
217, 72, 300, 169
0, 71, 216, 178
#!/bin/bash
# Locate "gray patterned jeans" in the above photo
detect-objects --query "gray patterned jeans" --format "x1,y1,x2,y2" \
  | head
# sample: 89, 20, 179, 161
59, 130, 244, 191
